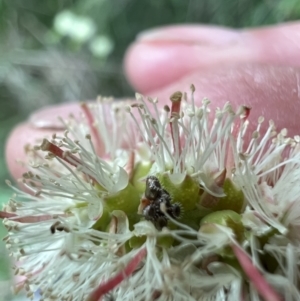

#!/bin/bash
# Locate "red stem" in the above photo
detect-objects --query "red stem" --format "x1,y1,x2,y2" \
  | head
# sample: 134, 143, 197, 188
40, 139, 98, 184
41, 139, 81, 167
81, 103, 104, 157
88, 248, 147, 301
0, 211, 55, 223
231, 244, 282, 301
170, 92, 183, 171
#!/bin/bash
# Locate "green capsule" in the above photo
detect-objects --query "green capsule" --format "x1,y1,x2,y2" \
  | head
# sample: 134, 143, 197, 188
200, 210, 244, 243
131, 162, 152, 194
91, 206, 111, 232
213, 179, 245, 213
157, 173, 199, 211
157, 235, 174, 248
129, 235, 147, 249
105, 183, 140, 215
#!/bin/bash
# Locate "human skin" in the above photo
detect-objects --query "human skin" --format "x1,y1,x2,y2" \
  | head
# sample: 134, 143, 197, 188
5, 22, 300, 182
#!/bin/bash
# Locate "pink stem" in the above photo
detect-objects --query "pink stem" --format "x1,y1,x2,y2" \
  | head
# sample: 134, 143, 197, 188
228, 106, 251, 172
40, 139, 98, 184
0, 211, 56, 223
232, 106, 251, 139
81, 103, 103, 157
231, 244, 282, 301
40, 139, 81, 167
88, 248, 147, 301
241, 106, 251, 123
126, 151, 135, 180
170, 92, 183, 172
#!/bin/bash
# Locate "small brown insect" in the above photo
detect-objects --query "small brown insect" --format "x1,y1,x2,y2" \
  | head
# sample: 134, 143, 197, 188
143, 176, 181, 230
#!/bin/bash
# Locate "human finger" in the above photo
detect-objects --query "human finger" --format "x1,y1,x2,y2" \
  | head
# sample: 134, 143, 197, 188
124, 22, 300, 93
6, 63, 300, 182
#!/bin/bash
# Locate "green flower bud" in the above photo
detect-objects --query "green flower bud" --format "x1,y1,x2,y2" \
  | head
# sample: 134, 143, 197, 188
131, 162, 152, 194
212, 179, 245, 213
158, 173, 199, 211
105, 183, 140, 214
91, 206, 111, 231
157, 235, 174, 248
129, 235, 147, 249
200, 210, 244, 243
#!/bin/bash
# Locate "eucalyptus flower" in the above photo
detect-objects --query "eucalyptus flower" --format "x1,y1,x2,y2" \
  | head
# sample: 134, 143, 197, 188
1, 86, 299, 301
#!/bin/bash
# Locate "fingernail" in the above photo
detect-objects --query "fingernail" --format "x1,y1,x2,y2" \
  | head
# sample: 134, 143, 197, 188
29, 103, 82, 129
137, 25, 241, 46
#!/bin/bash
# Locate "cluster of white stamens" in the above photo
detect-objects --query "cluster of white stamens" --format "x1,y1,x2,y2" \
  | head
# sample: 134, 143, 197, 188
2, 87, 300, 301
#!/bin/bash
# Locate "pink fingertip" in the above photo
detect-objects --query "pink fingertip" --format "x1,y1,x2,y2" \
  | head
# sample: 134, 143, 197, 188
137, 25, 240, 45
29, 102, 82, 129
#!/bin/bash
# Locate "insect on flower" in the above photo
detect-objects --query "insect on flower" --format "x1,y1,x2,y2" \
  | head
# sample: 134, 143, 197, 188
142, 175, 181, 230
1, 86, 297, 301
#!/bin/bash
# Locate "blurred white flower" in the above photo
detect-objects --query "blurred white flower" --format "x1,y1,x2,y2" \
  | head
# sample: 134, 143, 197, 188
2, 87, 300, 301
89, 35, 114, 58
54, 10, 96, 43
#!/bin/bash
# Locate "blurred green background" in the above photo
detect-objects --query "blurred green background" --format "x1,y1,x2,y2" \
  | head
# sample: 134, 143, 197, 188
0, 0, 300, 298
